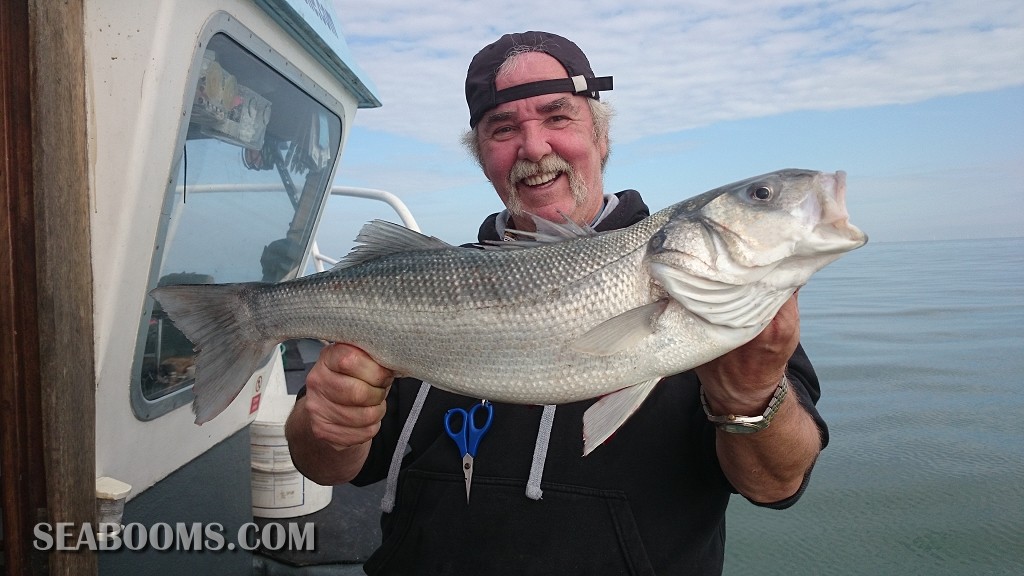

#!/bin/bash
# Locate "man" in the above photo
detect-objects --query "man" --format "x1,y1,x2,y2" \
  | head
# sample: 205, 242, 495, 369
286, 31, 825, 575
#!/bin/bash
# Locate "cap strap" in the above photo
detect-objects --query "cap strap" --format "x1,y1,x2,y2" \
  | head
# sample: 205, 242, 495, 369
492, 75, 613, 108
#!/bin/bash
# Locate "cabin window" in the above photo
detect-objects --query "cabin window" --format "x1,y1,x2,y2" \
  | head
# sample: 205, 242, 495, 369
133, 30, 343, 419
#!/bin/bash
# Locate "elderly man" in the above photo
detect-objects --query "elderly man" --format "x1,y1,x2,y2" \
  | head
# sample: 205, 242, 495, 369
286, 31, 825, 575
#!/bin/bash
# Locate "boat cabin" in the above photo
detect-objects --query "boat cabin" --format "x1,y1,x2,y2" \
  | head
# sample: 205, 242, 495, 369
1, 1, 396, 573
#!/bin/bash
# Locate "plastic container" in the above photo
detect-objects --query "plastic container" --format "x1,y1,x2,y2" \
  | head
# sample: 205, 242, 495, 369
250, 394, 332, 518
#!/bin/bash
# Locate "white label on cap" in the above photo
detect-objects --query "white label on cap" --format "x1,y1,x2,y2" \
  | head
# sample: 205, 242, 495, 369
571, 75, 588, 93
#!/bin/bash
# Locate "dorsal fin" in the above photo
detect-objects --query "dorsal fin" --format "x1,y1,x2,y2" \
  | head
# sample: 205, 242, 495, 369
335, 220, 452, 269
479, 212, 600, 250
529, 212, 598, 241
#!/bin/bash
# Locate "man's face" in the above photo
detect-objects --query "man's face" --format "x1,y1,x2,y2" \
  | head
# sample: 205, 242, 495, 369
475, 52, 608, 231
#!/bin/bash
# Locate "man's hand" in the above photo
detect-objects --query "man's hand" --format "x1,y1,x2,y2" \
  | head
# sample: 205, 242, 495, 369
285, 343, 394, 485
695, 292, 801, 413
693, 293, 822, 504
303, 343, 394, 449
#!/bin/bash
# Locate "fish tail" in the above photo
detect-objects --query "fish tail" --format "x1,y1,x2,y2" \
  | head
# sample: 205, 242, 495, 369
150, 283, 277, 424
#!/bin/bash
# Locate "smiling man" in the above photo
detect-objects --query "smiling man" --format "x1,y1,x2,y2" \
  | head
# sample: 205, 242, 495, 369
469, 52, 609, 229
286, 31, 826, 575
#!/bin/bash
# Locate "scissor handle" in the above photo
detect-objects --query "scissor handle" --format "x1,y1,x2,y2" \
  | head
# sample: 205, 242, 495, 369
465, 402, 494, 456
444, 408, 469, 456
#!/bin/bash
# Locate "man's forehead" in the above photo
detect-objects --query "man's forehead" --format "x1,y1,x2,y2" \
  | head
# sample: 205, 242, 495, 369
481, 94, 582, 126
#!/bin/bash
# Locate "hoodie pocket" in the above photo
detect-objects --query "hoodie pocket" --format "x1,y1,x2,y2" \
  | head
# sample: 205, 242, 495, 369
364, 470, 656, 576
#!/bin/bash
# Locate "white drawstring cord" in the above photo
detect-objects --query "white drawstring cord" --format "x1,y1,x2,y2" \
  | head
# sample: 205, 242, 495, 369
525, 404, 556, 500
381, 381, 432, 512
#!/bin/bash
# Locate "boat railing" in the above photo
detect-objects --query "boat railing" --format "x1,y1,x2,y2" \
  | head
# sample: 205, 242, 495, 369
310, 186, 421, 272
172, 183, 421, 274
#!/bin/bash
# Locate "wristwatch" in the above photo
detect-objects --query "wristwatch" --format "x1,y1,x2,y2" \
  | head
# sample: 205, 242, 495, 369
699, 375, 789, 434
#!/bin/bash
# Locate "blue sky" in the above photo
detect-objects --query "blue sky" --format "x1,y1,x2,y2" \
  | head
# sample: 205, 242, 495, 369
320, 0, 1023, 253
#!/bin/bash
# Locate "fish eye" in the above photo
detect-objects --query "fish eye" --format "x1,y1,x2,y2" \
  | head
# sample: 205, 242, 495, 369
750, 185, 773, 201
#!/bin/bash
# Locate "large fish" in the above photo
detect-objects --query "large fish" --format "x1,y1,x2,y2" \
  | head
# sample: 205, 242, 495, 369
151, 168, 867, 454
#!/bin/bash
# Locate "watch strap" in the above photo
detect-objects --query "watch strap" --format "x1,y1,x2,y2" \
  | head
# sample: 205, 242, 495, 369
700, 374, 790, 433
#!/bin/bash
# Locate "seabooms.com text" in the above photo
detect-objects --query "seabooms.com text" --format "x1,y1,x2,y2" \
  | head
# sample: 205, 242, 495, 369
33, 521, 315, 552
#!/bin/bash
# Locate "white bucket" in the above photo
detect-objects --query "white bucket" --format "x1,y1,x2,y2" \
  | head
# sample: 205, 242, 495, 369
250, 394, 332, 518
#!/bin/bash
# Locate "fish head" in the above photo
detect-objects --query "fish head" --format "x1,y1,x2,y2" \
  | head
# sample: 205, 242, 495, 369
652, 169, 867, 278
646, 169, 867, 329
708, 168, 866, 263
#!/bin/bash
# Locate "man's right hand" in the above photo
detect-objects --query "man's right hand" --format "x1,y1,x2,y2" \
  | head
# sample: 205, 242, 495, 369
285, 343, 394, 484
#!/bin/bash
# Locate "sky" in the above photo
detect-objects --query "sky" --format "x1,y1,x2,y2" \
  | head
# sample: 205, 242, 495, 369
317, 0, 1024, 254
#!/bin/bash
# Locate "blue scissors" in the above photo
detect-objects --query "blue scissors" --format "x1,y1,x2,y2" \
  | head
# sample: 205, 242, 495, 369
444, 401, 494, 502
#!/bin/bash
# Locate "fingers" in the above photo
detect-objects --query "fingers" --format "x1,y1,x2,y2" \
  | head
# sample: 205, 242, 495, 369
302, 343, 394, 450
754, 293, 801, 353
695, 293, 802, 405
318, 343, 394, 391
309, 343, 393, 406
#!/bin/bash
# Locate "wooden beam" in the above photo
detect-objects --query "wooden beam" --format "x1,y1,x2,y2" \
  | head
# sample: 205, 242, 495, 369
1, 0, 48, 573
29, 0, 97, 573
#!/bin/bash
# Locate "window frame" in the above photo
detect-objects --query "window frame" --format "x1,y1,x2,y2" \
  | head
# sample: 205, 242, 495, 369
129, 13, 346, 421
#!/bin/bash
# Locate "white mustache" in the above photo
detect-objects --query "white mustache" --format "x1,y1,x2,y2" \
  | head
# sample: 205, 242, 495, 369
502, 154, 590, 218
507, 155, 574, 184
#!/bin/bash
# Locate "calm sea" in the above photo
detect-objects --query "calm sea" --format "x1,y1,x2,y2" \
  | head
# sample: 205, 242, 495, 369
723, 237, 1024, 575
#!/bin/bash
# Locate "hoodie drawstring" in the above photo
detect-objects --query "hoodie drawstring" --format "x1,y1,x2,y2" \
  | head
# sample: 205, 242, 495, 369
526, 404, 556, 500
381, 389, 556, 510
381, 381, 432, 513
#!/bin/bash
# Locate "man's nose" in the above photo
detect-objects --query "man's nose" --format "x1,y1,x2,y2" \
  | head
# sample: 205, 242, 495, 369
517, 123, 552, 162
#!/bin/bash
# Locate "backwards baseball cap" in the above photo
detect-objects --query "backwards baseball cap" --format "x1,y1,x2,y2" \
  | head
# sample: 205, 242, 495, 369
465, 31, 613, 128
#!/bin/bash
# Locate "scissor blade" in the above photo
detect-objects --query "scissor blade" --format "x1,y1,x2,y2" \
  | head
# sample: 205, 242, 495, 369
462, 454, 473, 503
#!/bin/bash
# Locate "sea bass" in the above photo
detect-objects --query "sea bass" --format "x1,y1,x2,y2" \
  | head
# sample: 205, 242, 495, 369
151, 168, 867, 454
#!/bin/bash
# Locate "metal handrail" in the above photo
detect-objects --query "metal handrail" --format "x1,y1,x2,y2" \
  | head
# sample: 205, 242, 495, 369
309, 186, 421, 272
172, 182, 420, 273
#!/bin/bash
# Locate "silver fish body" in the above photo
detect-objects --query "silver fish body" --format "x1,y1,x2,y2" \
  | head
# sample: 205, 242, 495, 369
151, 168, 867, 454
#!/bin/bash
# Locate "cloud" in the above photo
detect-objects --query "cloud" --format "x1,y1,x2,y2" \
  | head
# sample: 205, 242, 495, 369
332, 0, 1024, 144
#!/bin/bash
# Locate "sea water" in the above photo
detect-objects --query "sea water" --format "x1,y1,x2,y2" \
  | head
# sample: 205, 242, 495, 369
723, 237, 1024, 575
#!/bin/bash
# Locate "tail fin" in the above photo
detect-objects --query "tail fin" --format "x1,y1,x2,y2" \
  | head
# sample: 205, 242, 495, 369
150, 283, 277, 424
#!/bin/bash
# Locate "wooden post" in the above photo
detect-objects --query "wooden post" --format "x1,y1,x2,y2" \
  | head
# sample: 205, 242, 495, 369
29, 0, 98, 574
1, 0, 49, 573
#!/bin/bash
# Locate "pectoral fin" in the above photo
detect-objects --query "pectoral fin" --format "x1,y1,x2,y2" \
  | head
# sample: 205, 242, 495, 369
571, 300, 670, 356
582, 378, 662, 455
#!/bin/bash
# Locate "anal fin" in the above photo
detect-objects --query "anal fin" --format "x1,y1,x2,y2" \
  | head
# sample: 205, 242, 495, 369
582, 378, 662, 456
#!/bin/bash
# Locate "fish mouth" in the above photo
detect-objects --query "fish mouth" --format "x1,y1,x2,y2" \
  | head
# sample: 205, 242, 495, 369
811, 170, 868, 251
822, 171, 850, 225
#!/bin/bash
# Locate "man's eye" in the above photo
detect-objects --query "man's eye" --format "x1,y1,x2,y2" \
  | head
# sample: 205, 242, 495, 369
490, 126, 515, 139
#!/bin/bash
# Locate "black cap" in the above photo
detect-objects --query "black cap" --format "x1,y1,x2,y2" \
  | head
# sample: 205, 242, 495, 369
465, 31, 613, 128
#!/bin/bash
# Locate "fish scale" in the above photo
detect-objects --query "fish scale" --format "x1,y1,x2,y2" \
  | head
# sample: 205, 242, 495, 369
151, 169, 867, 454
